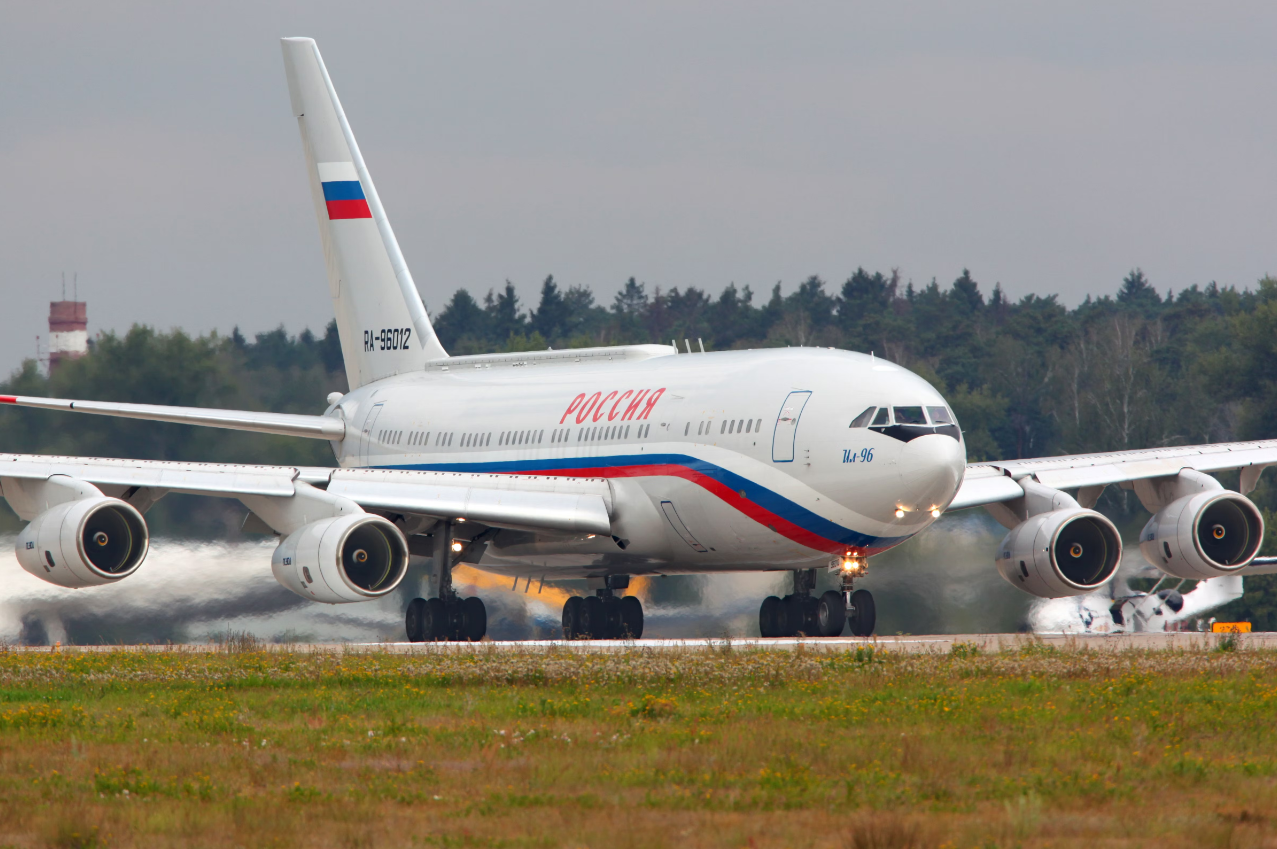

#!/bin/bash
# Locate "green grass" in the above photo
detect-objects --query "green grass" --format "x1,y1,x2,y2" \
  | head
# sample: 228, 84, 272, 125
0, 640, 1272, 847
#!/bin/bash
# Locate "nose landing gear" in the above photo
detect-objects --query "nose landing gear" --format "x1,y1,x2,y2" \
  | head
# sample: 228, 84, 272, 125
561, 576, 644, 640
757, 562, 876, 638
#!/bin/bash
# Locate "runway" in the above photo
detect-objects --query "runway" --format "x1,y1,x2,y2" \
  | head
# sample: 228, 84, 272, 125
21, 631, 1275, 653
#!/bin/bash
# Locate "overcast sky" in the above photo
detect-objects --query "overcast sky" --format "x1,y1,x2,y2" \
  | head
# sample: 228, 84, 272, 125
3, 2, 1275, 376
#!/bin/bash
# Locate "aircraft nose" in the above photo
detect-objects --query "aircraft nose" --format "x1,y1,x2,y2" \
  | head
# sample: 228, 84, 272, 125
897, 433, 967, 514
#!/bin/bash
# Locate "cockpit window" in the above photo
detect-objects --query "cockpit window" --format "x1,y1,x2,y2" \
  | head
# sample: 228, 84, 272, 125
871, 407, 891, 426
928, 406, 955, 425
893, 406, 926, 425
849, 407, 876, 428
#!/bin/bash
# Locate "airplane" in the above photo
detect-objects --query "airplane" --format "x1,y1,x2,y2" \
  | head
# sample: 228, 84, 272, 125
2, 37, 1274, 643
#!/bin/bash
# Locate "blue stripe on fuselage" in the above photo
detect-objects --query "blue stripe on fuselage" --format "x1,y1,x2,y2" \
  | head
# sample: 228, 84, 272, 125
376, 453, 910, 551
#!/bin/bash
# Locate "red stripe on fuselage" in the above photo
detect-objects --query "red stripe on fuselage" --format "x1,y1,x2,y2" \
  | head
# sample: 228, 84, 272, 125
507, 462, 879, 556
326, 199, 372, 219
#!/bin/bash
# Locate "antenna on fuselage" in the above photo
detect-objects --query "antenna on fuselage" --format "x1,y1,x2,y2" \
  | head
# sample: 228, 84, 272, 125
684, 339, 692, 354
698, 338, 705, 353
671, 339, 677, 353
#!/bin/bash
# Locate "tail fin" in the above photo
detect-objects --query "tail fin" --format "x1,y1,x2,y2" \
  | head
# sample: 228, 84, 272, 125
280, 37, 447, 388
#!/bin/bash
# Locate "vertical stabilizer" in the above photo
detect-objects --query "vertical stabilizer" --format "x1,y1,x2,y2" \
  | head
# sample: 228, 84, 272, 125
280, 37, 447, 389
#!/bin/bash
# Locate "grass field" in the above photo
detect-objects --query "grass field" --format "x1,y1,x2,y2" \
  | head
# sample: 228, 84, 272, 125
0, 638, 1273, 848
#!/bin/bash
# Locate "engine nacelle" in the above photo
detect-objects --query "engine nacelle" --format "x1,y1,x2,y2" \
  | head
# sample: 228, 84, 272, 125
996, 508, 1122, 598
1139, 491, 1263, 579
271, 514, 409, 604
15, 497, 149, 588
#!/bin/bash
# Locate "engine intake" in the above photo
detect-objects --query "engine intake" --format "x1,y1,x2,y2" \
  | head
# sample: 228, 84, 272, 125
271, 514, 409, 603
996, 508, 1122, 598
16, 497, 149, 588
1139, 491, 1263, 579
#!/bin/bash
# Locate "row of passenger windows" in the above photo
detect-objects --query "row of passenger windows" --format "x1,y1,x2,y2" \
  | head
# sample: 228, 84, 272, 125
684, 417, 764, 437
399, 430, 453, 447
849, 405, 955, 428
387, 425, 655, 449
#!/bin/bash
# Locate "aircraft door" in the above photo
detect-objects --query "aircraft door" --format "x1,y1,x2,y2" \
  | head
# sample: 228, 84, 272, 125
359, 402, 385, 467
771, 391, 812, 463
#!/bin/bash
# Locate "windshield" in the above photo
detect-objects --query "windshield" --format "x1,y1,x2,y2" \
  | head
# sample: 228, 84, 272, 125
850, 407, 876, 428
893, 406, 926, 425
928, 406, 955, 425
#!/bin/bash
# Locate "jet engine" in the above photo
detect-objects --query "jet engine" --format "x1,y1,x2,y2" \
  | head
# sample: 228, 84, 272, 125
15, 497, 149, 588
271, 513, 409, 603
1139, 491, 1263, 579
996, 508, 1122, 598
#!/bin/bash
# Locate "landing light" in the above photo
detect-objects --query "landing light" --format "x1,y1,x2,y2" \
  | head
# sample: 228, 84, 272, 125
894, 509, 905, 518
930, 509, 941, 518
841, 557, 865, 574
450, 541, 463, 552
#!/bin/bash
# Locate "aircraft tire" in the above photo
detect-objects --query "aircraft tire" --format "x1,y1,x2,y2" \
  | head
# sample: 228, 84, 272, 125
849, 589, 876, 637
462, 596, 487, 642
759, 595, 782, 638
423, 597, 448, 641
817, 590, 846, 637
603, 597, 624, 639
619, 595, 644, 639
562, 596, 583, 639
405, 597, 427, 642
788, 594, 818, 637
580, 596, 605, 639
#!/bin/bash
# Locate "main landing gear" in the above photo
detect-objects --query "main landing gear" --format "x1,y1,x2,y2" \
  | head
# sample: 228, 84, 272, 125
562, 576, 644, 640
757, 564, 876, 638
405, 521, 487, 642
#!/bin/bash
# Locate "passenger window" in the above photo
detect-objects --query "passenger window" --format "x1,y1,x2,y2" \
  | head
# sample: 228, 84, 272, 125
871, 408, 890, 426
894, 406, 926, 425
850, 407, 875, 428
928, 406, 954, 425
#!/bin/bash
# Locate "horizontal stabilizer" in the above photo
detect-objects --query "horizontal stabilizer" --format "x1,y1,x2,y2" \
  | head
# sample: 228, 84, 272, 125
0, 395, 345, 441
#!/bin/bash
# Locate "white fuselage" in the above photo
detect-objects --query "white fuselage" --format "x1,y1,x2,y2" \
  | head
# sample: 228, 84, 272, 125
326, 347, 967, 579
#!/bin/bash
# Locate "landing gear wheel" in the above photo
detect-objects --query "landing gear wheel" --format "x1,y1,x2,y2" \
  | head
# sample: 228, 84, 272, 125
580, 596, 605, 639
787, 594, 818, 637
562, 596, 583, 640
759, 595, 782, 638
619, 595, 644, 639
849, 589, 876, 637
405, 598, 427, 642
817, 590, 846, 637
461, 596, 487, 641
423, 597, 448, 641
603, 597, 623, 639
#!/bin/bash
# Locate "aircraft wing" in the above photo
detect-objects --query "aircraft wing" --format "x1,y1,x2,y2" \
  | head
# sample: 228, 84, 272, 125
0, 453, 611, 536
950, 439, 1277, 510
0, 394, 345, 440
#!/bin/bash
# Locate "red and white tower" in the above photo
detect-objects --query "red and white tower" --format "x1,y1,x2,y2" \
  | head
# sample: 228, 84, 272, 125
48, 299, 87, 373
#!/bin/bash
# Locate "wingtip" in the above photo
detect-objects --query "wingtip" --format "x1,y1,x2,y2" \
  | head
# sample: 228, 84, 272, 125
0, 396, 16, 404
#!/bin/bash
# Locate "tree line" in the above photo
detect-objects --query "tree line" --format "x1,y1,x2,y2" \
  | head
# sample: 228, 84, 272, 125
3, 267, 1277, 626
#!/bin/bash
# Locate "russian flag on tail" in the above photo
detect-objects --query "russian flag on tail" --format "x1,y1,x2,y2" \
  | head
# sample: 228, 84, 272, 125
318, 161, 371, 220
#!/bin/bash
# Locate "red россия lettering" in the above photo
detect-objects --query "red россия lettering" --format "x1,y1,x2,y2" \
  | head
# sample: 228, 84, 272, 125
560, 393, 586, 424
